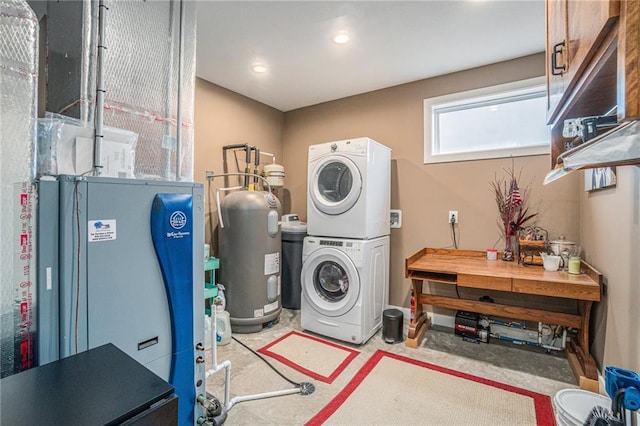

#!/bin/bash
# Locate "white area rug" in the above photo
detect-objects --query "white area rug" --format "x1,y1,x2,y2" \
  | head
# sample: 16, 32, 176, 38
257, 330, 359, 384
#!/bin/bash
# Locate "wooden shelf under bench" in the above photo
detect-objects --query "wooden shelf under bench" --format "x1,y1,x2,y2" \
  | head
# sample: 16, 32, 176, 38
405, 247, 602, 391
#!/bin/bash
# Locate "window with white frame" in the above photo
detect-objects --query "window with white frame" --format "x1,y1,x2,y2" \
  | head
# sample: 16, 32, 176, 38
424, 76, 549, 164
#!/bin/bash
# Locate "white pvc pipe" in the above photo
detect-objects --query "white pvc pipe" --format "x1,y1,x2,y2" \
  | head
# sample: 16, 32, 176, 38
214, 186, 243, 229
208, 172, 273, 194
227, 388, 302, 410
259, 151, 276, 163
205, 303, 233, 408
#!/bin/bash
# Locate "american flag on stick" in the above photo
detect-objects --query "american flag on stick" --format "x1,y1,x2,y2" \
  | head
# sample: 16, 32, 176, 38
505, 179, 523, 208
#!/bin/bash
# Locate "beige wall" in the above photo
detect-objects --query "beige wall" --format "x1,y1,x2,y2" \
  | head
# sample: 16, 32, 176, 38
581, 166, 640, 372
282, 53, 581, 308
194, 51, 639, 373
194, 78, 284, 247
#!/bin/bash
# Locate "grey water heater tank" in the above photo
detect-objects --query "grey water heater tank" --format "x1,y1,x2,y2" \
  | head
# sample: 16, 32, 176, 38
218, 191, 282, 333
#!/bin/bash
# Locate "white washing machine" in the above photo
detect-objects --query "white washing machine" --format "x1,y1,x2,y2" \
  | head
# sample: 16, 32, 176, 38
300, 235, 389, 344
307, 137, 391, 239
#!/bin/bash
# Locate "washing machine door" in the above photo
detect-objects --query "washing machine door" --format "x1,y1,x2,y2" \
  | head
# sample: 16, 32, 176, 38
309, 155, 362, 215
302, 247, 360, 317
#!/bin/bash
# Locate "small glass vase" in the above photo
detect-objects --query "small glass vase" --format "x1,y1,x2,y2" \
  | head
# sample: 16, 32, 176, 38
502, 234, 516, 262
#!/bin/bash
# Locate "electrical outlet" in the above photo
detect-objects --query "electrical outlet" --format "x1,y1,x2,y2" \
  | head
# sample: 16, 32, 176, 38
448, 210, 458, 224
390, 210, 402, 228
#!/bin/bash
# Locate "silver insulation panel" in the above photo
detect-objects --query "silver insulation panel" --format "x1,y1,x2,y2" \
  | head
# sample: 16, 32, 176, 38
43, 0, 196, 181
102, 0, 196, 181
0, 0, 38, 377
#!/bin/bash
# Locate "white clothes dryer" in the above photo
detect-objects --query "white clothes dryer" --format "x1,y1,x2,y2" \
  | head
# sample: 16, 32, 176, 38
307, 137, 391, 239
300, 235, 389, 344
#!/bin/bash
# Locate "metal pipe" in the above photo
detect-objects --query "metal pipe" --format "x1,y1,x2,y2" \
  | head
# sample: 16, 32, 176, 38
162, 0, 178, 179
94, 0, 108, 176
222, 143, 249, 151
222, 144, 249, 187
175, 0, 185, 181
253, 147, 260, 184
80, 0, 95, 123
244, 146, 252, 187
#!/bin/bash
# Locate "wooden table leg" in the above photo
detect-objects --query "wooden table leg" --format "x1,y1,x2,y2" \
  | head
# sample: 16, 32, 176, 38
406, 279, 429, 348
566, 300, 599, 391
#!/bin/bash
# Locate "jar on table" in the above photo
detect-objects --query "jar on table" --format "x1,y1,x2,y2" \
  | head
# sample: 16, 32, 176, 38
568, 256, 581, 274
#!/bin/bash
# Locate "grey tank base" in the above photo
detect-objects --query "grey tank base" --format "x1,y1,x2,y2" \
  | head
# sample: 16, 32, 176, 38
230, 308, 281, 334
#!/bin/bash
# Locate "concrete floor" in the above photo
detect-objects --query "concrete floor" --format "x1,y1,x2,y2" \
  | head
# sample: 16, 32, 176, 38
205, 309, 576, 425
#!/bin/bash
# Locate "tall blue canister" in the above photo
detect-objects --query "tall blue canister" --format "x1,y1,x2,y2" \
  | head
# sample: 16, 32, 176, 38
281, 214, 307, 310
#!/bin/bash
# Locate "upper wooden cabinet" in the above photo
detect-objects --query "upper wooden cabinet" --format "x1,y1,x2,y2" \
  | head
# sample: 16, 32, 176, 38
545, 0, 640, 170
546, 0, 620, 123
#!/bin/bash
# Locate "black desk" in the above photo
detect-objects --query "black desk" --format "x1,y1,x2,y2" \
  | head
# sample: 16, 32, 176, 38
1, 343, 177, 426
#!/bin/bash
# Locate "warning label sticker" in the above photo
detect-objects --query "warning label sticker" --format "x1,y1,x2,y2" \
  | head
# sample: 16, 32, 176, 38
264, 252, 280, 275
88, 219, 117, 242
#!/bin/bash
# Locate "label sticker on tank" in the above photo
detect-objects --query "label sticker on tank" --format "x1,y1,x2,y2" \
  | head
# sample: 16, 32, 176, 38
277, 276, 281, 296
264, 301, 279, 314
88, 219, 116, 242
264, 252, 280, 275
254, 308, 264, 318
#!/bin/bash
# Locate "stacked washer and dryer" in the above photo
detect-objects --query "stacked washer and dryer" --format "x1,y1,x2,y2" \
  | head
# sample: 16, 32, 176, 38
301, 137, 391, 344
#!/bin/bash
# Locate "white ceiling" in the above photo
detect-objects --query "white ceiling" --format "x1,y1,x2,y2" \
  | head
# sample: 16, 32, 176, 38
195, 1, 545, 112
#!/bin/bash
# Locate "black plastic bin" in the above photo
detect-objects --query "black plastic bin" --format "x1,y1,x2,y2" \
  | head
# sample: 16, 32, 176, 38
281, 214, 307, 310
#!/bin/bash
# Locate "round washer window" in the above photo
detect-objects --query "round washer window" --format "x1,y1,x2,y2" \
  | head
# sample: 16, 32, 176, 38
314, 261, 349, 301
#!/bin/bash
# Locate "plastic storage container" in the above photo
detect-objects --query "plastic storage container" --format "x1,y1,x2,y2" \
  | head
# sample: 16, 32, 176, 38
281, 214, 307, 310
215, 310, 232, 346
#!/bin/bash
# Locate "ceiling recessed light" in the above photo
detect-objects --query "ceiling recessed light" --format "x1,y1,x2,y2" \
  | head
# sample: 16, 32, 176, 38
252, 64, 267, 73
332, 33, 350, 45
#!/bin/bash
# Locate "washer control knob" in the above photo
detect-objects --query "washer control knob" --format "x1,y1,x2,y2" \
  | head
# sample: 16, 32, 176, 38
331, 143, 337, 152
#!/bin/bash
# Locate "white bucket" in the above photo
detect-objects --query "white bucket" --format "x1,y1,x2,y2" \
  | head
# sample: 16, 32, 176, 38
553, 389, 611, 426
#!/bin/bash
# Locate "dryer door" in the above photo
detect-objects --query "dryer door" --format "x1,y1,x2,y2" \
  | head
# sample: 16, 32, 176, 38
301, 247, 360, 317
308, 155, 362, 215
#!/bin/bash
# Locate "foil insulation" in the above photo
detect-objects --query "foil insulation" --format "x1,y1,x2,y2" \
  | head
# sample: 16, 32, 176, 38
0, 0, 38, 377
42, 0, 196, 181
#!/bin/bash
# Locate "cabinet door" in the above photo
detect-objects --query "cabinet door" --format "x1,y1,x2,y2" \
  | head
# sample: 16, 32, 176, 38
546, 0, 619, 122
546, 0, 568, 121
567, 0, 620, 80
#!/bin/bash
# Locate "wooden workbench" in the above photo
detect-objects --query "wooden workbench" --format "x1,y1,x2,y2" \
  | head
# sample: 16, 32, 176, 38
405, 248, 602, 390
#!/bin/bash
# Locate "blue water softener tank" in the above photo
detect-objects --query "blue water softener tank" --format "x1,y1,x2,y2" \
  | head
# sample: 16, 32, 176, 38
218, 191, 282, 333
